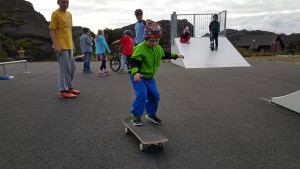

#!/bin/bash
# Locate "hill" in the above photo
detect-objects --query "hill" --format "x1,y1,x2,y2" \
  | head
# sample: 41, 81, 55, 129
0, 0, 52, 61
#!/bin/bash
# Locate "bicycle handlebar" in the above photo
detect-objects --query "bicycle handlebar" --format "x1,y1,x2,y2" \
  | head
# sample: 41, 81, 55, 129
113, 44, 123, 52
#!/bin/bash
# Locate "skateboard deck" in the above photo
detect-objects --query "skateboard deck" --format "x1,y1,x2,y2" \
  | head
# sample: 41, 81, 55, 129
123, 117, 168, 151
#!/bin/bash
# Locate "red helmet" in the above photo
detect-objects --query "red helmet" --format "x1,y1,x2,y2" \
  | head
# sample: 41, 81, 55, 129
143, 20, 162, 39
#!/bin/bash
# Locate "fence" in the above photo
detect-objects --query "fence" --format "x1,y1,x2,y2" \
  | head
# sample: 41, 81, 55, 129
171, 11, 227, 39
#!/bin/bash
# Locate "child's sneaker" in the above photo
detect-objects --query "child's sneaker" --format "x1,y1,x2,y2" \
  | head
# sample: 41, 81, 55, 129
98, 73, 105, 77
59, 91, 76, 98
131, 115, 142, 126
146, 114, 163, 124
69, 89, 80, 94
117, 68, 125, 74
104, 71, 110, 76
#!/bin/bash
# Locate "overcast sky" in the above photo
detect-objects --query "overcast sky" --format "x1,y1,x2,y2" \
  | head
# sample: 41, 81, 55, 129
26, 0, 300, 35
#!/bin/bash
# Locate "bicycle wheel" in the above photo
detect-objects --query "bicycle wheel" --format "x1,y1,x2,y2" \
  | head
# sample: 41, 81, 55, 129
110, 56, 121, 72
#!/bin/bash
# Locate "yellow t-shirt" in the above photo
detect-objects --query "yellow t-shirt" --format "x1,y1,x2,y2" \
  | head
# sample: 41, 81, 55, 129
49, 9, 73, 49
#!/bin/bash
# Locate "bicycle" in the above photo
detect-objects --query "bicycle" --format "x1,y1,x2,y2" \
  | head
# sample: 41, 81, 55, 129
110, 44, 131, 72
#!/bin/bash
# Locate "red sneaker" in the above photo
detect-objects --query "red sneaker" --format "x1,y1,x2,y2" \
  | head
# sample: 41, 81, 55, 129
59, 92, 76, 98
69, 89, 80, 94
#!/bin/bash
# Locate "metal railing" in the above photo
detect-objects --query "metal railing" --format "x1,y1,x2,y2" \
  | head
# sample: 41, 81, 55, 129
0, 60, 30, 76
171, 11, 227, 39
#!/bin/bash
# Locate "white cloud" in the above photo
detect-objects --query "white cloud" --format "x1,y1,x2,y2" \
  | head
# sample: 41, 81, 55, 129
26, 0, 300, 34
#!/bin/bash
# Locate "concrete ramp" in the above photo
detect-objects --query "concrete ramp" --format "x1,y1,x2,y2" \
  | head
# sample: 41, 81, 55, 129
271, 90, 300, 114
171, 37, 251, 68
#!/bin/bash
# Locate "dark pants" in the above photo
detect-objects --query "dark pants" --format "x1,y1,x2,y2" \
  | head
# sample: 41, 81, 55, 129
210, 32, 218, 48
83, 52, 91, 71
100, 61, 106, 70
96, 53, 107, 70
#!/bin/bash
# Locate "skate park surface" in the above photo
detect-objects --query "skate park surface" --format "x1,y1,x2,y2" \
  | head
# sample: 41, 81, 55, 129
171, 37, 251, 68
0, 61, 299, 169
271, 90, 300, 113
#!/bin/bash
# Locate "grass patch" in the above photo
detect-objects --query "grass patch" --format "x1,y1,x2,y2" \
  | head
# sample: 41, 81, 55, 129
246, 55, 300, 64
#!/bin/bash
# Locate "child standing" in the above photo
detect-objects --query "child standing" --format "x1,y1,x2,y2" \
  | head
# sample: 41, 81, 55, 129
80, 27, 93, 73
49, 0, 80, 98
111, 30, 134, 73
129, 20, 184, 126
134, 9, 146, 46
209, 14, 220, 49
180, 26, 191, 44
95, 29, 111, 76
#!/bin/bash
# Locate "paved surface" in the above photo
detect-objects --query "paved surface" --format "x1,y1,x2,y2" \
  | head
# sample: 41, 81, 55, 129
0, 61, 299, 169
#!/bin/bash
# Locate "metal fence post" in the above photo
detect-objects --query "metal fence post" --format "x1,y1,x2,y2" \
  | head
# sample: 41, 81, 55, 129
224, 10, 227, 37
3, 64, 7, 76
24, 61, 28, 73
171, 11, 178, 45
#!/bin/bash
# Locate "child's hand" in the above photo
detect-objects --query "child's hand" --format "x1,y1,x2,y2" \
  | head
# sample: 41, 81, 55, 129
177, 54, 184, 59
134, 73, 143, 82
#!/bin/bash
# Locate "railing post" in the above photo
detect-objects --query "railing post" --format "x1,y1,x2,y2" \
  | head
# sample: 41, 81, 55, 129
224, 10, 227, 37
24, 61, 28, 73
3, 64, 7, 76
171, 11, 178, 45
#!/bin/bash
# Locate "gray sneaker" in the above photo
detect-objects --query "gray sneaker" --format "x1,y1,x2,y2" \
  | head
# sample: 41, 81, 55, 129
117, 68, 126, 74
146, 114, 163, 124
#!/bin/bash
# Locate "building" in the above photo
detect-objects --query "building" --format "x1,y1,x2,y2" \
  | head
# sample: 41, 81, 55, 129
236, 34, 286, 54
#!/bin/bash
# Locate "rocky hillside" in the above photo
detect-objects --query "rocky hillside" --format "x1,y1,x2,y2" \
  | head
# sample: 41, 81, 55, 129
0, 0, 53, 61
0, 0, 85, 61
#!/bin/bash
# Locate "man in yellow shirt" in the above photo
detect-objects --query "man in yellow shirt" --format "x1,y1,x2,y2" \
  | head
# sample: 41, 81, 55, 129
49, 0, 80, 98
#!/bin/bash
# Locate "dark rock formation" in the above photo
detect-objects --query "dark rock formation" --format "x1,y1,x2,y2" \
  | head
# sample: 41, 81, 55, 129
0, 0, 52, 61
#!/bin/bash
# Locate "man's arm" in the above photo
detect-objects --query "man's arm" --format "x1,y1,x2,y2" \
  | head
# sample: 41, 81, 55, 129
49, 29, 61, 55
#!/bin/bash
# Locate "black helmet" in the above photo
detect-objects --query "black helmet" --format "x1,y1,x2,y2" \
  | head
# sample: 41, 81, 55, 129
134, 9, 143, 15
124, 30, 132, 36
213, 14, 218, 19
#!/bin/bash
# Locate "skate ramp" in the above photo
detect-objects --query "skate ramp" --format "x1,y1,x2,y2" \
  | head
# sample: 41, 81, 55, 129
171, 37, 251, 68
271, 90, 300, 114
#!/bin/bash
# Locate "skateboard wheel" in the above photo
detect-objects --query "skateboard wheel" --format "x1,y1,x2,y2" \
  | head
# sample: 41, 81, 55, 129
139, 143, 146, 151
159, 143, 165, 149
125, 127, 130, 135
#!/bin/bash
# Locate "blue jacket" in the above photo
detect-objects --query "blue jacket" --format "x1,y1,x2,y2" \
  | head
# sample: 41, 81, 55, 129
134, 20, 145, 44
80, 33, 93, 53
95, 35, 111, 54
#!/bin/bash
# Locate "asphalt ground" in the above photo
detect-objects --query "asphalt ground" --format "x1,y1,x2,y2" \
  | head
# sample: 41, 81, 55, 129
0, 60, 299, 169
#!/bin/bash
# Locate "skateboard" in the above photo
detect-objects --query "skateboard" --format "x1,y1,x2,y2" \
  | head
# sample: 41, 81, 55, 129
123, 117, 168, 151
210, 36, 214, 51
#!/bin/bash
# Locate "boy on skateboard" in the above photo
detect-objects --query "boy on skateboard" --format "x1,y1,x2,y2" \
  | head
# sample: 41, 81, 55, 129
129, 19, 184, 126
209, 14, 220, 50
